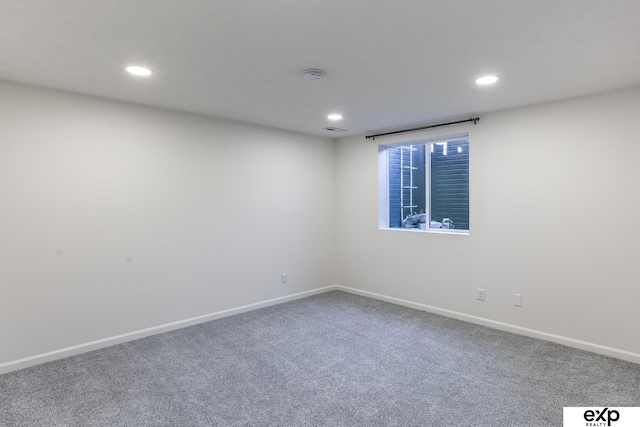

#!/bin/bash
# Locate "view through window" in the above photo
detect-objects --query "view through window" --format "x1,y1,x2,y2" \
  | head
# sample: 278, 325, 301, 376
381, 135, 469, 232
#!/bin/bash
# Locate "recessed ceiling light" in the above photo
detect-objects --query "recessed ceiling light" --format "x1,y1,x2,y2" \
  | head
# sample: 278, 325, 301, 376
475, 75, 499, 85
125, 65, 153, 77
328, 114, 343, 121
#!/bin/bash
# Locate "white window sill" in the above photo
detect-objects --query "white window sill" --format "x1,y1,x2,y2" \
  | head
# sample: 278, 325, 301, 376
379, 227, 469, 236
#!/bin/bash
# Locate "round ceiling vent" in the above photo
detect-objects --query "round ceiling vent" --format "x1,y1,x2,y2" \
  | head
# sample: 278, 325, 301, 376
303, 69, 325, 82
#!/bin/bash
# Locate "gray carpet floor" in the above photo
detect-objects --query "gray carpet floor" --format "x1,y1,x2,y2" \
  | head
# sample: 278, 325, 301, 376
1, 290, 639, 426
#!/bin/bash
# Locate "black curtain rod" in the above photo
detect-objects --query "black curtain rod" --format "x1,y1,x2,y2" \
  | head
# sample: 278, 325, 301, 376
365, 117, 479, 140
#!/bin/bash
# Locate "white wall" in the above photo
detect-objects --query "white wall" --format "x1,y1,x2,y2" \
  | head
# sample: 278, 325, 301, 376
0, 81, 336, 366
336, 86, 640, 357
2, 79, 639, 371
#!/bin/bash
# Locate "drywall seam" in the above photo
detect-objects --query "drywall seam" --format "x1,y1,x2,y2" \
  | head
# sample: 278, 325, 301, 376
335, 285, 640, 365
0, 285, 339, 375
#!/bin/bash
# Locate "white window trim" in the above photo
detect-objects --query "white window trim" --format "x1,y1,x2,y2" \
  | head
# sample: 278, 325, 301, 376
379, 227, 469, 236
378, 132, 469, 235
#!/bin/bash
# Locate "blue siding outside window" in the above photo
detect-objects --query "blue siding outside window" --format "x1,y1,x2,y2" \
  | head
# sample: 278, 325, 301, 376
388, 148, 401, 228
430, 139, 469, 230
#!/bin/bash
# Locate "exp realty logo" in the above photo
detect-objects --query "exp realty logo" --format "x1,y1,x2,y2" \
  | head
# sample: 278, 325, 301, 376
583, 408, 619, 426
563, 407, 640, 427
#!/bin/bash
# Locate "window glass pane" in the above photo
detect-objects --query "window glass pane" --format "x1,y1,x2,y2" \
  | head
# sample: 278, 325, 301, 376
388, 145, 426, 229
430, 139, 469, 230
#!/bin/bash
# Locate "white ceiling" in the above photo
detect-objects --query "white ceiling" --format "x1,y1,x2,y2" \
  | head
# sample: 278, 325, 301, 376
2, 1, 640, 137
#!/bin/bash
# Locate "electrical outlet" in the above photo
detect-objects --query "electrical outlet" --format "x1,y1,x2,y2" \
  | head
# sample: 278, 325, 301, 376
513, 293, 522, 307
281, 273, 288, 284
477, 288, 485, 301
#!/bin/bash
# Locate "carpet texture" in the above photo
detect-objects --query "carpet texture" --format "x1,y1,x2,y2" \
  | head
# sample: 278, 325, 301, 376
1, 290, 639, 426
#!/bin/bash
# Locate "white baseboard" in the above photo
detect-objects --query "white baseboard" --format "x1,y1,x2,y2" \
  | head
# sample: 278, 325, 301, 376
335, 285, 640, 365
0, 285, 338, 375
2, 283, 637, 375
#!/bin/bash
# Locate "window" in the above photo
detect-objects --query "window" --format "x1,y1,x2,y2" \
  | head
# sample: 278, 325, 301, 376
378, 133, 469, 233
